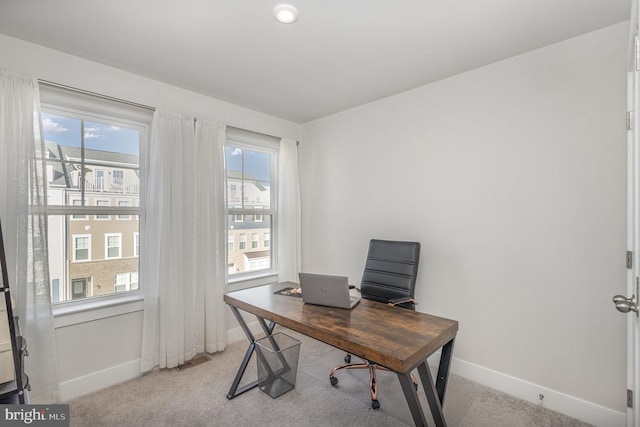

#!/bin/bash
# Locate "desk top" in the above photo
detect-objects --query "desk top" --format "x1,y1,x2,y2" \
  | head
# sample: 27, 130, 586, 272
224, 282, 458, 373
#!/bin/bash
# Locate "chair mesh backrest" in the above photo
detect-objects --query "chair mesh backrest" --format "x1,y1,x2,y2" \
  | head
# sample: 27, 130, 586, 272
360, 239, 421, 310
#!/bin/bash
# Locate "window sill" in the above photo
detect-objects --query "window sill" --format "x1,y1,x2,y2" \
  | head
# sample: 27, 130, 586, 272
228, 272, 279, 291
53, 292, 144, 328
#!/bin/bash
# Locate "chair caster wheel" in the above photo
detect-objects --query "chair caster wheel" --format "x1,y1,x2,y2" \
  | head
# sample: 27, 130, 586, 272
330, 376, 338, 386
344, 354, 351, 363
371, 399, 380, 409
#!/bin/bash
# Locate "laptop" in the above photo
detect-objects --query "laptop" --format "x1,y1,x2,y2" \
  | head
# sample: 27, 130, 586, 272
298, 272, 361, 309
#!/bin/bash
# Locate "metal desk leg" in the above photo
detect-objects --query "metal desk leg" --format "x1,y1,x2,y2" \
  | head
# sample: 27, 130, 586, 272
417, 361, 446, 427
398, 369, 427, 427
435, 338, 455, 404
414, 337, 455, 427
226, 305, 276, 399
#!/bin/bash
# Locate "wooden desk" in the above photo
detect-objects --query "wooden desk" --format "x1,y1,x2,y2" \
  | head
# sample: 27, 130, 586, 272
224, 283, 458, 427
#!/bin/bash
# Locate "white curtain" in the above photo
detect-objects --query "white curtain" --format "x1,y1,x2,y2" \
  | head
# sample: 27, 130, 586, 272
0, 69, 59, 402
194, 119, 227, 353
140, 111, 226, 372
277, 138, 301, 283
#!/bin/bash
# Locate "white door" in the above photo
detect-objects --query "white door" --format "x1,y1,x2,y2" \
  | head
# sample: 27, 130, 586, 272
618, 3, 640, 424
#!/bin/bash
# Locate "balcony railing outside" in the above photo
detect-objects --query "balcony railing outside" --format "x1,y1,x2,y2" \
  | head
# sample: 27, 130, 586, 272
83, 177, 140, 194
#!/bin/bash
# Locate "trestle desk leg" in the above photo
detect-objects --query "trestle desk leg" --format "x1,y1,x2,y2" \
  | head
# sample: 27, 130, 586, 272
417, 361, 446, 427
226, 306, 276, 399
398, 370, 427, 427
435, 337, 455, 405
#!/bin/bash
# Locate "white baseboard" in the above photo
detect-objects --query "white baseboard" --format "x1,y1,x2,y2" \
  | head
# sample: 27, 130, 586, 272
447, 356, 626, 427
58, 359, 141, 402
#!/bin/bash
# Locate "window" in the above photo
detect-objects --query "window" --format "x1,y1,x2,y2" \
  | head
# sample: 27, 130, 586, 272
112, 169, 124, 187
118, 200, 132, 219
105, 233, 122, 259
41, 101, 145, 304
114, 272, 138, 292
134, 232, 140, 257
73, 235, 91, 261
71, 199, 87, 220
71, 278, 88, 300
225, 132, 277, 281
95, 199, 111, 220
52, 279, 60, 303
94, 169, 105, 191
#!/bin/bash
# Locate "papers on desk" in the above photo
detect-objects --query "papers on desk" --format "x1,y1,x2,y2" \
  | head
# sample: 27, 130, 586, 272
273, 287, 303, 298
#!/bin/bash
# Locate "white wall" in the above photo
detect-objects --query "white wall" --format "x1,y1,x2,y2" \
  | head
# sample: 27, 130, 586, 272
0, 33, 300, 401
300, 22, 629, 424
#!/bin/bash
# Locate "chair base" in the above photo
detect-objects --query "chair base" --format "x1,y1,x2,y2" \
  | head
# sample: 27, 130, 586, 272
329, 355, 418, 409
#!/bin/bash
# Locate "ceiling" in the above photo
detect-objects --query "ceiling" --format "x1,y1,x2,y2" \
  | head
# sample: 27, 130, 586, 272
0, 0, 631, 123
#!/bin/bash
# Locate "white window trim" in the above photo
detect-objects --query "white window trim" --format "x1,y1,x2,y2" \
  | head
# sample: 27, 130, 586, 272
39, 90, 150, 321
73, 234, 92, 262
105, 232, 122, 259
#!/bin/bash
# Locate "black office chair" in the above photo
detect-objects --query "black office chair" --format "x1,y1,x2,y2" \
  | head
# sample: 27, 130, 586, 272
329, 239, 421, 409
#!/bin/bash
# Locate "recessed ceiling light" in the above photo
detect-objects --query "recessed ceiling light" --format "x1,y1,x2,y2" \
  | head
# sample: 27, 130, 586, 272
274, 4, 298, 24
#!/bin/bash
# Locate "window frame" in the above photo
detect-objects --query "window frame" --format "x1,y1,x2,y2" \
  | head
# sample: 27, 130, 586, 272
225, 131, 279, 289
134, 232, 140, 257
117, 200, 132, 220
105, 232, 123, 259
39, 94, 149, 316
72, 234, 92, 262
95, 199, 111, 220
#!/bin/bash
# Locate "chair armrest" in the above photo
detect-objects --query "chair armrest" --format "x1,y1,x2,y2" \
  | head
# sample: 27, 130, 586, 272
387, 297, 417, 307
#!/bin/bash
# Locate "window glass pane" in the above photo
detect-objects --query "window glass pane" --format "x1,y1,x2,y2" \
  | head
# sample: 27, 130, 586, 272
48, 210, 139, 301
227, 214, 272, 275
43, 114, 82, 206
225, 147, 271, 210
225, 143, 274, 279
84, 120, 139, 157
43, 108, 142, 304
42, 113, 140, 206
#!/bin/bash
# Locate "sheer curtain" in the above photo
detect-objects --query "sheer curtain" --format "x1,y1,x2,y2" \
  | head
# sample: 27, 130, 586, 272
0, 69, 59, 402
194, 120, 227, 353
277, 138, 301, 283
140, 111, 226, 372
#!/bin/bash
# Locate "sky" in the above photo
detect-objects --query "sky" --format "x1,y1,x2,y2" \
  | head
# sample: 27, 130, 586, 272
42, 112, 140, 156
225, 146, 271, 183
42, 112, 272, 181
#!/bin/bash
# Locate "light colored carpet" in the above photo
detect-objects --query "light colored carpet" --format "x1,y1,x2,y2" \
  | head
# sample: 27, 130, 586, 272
66, 327, 592, 427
